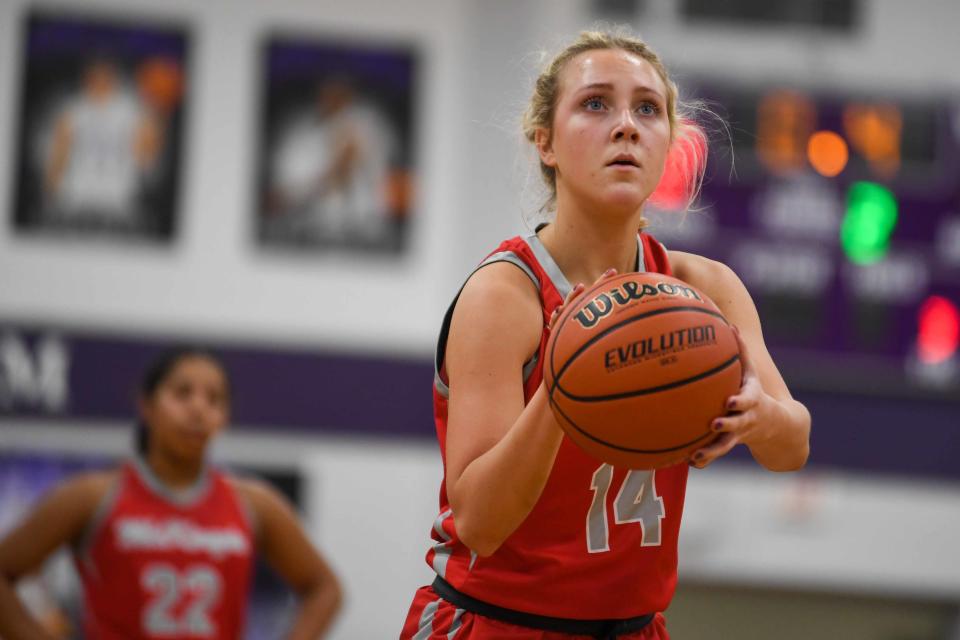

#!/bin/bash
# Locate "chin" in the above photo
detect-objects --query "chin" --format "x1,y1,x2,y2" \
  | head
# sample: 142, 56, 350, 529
598, 191, 648, 214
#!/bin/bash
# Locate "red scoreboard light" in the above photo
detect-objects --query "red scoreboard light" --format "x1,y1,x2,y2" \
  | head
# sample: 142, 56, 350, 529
917, 296, 960, 365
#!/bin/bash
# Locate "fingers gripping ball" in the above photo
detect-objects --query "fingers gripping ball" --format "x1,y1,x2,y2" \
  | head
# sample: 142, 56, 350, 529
544, 273, 741, 469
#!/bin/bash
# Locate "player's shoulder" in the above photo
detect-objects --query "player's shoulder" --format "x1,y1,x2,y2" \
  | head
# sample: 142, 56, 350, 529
44, 468, 121, 520
226, 474, 291, 517
455, 261, 542, 338
464, 258, 541, 303
669, 250, 743, 292
669, 250, 757, 319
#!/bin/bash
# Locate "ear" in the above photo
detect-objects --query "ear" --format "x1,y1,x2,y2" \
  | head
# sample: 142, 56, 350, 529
535, 127, 557, 168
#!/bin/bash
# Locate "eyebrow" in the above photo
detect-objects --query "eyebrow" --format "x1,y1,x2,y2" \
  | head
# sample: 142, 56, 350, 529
576, 82, 664, 99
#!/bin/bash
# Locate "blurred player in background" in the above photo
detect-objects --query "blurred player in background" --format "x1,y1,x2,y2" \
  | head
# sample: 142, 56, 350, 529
401, 28, 811, 639
42, 57, 161, 230
0, 348, 342, 639
269, 78, 399, 245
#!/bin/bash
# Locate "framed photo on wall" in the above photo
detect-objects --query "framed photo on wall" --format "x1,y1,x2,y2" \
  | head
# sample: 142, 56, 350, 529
11, 11, 189, 242
256, 35, 417, 255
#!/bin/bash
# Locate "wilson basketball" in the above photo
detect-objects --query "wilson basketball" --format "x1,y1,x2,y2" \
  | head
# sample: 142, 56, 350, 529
544, 272, 741, 469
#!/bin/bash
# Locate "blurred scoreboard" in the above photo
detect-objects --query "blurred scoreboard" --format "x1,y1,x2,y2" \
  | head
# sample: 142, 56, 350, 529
647, 81, 960, 400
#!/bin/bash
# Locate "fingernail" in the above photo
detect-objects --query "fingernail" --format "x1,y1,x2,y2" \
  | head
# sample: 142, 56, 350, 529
693, 452, 704, 461
574, 282, 584, 292
726, 399, 737, 410
604, 268, 616, 277
712, 420, 723, 431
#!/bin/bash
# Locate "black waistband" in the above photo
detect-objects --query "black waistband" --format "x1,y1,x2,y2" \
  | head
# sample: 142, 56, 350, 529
431, 576, 654, 638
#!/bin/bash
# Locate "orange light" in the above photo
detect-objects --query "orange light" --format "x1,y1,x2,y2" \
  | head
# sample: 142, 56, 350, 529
843, 103, 902, 178
917, 296, 960, 365
807, 131, 848, 177
756, 90, 816, 175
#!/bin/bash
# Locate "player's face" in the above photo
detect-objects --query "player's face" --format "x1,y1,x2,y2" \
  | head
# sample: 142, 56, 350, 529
142, 356, 229, 462
540, 49, 671, 215
85, 62, 118, 101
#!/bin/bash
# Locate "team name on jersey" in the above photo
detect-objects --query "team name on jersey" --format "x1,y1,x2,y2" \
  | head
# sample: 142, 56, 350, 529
575, 280, 702, 329
114, 517, 250, 559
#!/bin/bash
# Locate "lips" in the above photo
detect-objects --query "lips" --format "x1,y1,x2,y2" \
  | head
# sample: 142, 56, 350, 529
607, 153, 640, 168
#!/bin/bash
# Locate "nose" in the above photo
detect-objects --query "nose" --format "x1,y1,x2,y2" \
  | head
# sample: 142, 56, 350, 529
611, 108, 640, 143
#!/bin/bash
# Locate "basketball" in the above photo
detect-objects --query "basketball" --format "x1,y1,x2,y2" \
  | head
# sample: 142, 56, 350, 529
544, 272, 742, 469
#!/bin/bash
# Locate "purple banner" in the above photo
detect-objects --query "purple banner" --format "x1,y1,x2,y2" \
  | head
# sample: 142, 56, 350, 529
0, 324, 434, 438
0, 324, 957, 481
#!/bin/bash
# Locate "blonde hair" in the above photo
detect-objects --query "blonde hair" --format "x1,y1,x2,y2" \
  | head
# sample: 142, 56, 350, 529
521, 28, 708, 220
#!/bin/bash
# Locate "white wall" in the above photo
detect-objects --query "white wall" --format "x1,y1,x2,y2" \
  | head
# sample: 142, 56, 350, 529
0, 0, 466, 356
3, 0, 960, 348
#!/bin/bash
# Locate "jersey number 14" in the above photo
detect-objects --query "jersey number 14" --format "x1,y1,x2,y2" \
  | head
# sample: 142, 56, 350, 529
586, 464, 665, 554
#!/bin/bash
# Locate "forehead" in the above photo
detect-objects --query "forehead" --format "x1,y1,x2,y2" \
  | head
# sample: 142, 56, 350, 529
164, 357, 226, 386
559, 48, 666, 98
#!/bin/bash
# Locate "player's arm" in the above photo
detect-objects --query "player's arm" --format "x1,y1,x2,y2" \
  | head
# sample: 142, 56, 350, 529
134, 111, 162, 171
235, 477, 343, 640
671, 250, 811, 471
445, 263, 593, 557
0, 472, 112, 640
44, 113, 73, 193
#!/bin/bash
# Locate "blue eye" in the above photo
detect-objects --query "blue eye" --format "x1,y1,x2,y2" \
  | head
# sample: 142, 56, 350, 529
637, 102, 660, 116
583, 97, 605, 111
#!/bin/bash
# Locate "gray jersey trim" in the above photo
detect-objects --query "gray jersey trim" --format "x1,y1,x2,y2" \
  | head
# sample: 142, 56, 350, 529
434, 251, 542, 400
447, 608, 466, 638
132, 455, 212, 507
75, 472, 123, 578
430, 509, 454, 578
523, 232, 573, 299
479, 251, 540, 288
233, 476, 261, 543
413, 598, 442, 640
524, 230, 648, 287
637, 234, 647, 272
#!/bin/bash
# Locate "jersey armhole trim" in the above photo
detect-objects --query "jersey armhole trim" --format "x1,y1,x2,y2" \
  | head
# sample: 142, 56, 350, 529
435, 252, 541, 399
74, 471, 123, 574
233, 476, 261, 543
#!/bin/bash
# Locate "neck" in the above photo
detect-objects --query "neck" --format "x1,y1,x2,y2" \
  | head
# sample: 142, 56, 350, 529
539, 195, 643, 287
144, 448, 204, 491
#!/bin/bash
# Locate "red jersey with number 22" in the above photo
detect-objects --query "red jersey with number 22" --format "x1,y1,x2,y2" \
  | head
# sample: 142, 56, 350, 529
75, 460, 254, 639
427, 230, 689, 619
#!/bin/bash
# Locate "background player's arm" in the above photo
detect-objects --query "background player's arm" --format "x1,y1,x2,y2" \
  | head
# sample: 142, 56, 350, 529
236, 477, 343, 640
671, 250, 811, 471
44, 113, 73, 194
444, 263, 580, 557
134, 111, 162, 172
0, 472, 111, 640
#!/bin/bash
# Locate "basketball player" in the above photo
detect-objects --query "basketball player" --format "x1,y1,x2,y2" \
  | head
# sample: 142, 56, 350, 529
401, 29, 811, 639
270, 79, 398, 244
43, 58, 160, 227
0, 349, 342, 639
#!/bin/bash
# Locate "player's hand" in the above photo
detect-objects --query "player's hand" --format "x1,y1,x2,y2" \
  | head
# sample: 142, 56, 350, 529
547, 268, 618, 330
689, 325, 774, 469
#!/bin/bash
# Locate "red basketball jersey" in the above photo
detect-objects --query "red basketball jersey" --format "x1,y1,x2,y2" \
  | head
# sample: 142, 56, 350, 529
427, 230, 689, 619
75, 460, 255, 639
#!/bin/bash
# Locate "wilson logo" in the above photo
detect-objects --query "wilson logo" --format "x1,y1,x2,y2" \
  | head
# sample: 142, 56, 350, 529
574, 280, 702, 329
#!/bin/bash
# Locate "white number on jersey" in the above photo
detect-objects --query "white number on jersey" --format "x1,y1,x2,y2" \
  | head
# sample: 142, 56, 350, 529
142, 563, 222, 637
586, 464, 665, 553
